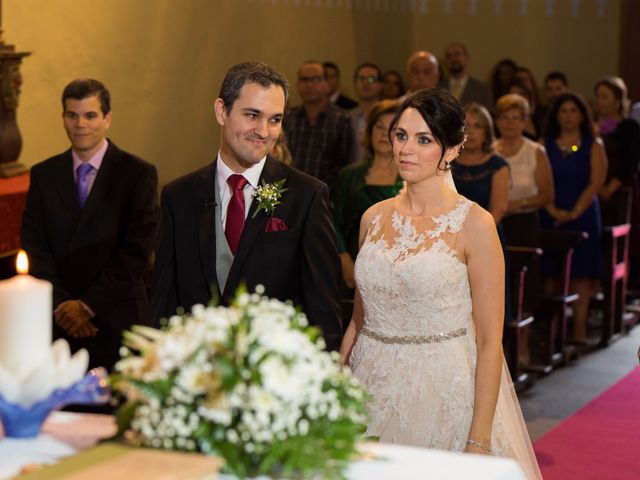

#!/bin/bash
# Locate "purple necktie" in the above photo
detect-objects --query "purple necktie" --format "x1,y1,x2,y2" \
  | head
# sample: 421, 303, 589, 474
76, 163, 93, 208
226, 174, 249, 255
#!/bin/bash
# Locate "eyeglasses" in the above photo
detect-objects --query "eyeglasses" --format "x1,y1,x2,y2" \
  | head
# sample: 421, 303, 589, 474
356, 75, 380, 84
298, 76, 324, 84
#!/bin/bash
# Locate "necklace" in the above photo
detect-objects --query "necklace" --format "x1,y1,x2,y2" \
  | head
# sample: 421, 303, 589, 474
557, 139, 580, 157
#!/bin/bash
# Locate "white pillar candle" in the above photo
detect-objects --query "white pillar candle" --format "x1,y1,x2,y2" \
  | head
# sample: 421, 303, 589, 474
0, 251, 52, 380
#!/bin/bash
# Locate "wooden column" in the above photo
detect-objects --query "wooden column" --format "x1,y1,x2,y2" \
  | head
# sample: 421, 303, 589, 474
620, 0, 640, 102
0, 1, 31, 178
0, 50, 30, 177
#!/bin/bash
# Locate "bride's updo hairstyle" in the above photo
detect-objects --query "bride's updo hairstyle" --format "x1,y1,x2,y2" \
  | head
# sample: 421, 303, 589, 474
389, 88, 466, 171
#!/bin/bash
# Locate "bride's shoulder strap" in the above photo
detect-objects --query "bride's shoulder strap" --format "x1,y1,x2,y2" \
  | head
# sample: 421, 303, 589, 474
432, 197, 475, 237
359, 199, 392, 245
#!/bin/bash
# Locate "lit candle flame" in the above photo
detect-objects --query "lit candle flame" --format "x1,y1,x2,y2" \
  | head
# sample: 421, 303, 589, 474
16, 250, 29, 274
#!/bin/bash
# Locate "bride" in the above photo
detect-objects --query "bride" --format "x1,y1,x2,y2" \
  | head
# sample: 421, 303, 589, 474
339, 89, 541, 479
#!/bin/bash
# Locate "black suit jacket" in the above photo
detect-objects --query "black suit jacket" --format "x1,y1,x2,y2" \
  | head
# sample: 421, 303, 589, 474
439, 76, 493, 110
20, 140, 158, 370
152, 156, 343, 350
334, 93, 358, 111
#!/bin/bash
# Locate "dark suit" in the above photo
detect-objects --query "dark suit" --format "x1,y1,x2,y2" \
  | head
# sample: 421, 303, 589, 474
440, 76, 493, 110
21, 140, 158, 371
334, 93, 358, 110
152, 156, 343, 350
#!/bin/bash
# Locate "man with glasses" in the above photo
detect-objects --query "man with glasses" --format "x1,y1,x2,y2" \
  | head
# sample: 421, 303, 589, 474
283, 61, 354, 189
350, 63, 383, 163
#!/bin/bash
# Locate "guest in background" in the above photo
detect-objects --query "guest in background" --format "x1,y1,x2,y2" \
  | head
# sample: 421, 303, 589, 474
541, 92, 607, 342
333, 100, 403, 295
382, 70, 406, 100
508, 79, 542, 140
283, 60, 354, 189
490, 58, 518, 106
441, 42, 493, 109
21, 79, 158, 372
404, 50, 441, 97
631, 102, 640, 127
271, 131, 294, 166
454, 103, 509, 223
544, 71, 569, 106
349, 63, 383, 164
494, 94, 554, 214
594, 76, 640, 289
323, 61, 358, 110
452, 103, 510, 324
513, 67, 548, 139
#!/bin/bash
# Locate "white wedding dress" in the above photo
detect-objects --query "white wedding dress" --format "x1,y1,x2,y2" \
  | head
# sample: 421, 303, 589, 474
349, 191, 541, 480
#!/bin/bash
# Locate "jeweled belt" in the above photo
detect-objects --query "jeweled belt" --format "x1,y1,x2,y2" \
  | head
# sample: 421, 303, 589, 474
360, 326, 467, 345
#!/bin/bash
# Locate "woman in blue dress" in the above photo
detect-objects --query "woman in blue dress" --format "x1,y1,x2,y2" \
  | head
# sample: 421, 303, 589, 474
540, 92, 607, 342
452, 103, 511, 324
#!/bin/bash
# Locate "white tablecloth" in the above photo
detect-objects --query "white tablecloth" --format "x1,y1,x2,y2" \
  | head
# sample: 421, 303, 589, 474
0, 413, 526, 479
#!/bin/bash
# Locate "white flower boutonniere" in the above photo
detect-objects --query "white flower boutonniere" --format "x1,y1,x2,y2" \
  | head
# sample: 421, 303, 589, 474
251, 178, 288, 218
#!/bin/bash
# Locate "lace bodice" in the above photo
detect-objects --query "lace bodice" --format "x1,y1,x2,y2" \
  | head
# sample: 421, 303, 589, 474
350, 195, 542, 479
355, 197, 474, 337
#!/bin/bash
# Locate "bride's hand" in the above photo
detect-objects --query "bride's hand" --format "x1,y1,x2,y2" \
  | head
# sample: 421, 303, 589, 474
464, 443, 491, 455
464, 443, 492, 455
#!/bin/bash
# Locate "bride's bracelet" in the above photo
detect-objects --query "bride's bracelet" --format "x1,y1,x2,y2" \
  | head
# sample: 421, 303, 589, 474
466, 438, 492, 453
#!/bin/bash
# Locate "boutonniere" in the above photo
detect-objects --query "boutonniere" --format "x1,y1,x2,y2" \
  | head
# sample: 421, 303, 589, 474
251, 178, 288, 218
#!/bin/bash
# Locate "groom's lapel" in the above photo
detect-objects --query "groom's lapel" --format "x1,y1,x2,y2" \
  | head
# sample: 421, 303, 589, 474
224, 157, 283, 297
197, 162, 219, 299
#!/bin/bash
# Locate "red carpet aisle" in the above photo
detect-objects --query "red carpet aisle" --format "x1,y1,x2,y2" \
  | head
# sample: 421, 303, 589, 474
0, 173, 29, 254
533, 367, 640, 479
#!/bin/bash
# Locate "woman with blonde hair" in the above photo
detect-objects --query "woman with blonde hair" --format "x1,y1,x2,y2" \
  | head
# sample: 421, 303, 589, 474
494, 93, 554, 214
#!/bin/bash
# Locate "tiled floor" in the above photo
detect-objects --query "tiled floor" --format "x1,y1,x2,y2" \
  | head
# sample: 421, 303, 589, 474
519, 325, 640, 441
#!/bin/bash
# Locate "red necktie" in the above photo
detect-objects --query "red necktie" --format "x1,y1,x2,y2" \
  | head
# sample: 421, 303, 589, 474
225, 174, 249, 255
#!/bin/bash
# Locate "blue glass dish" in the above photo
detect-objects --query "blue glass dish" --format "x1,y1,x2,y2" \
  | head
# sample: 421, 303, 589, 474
0, 367, 111, 438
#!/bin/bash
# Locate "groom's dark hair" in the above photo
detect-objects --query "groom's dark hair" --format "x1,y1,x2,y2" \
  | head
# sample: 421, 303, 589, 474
219, 61, 289, 112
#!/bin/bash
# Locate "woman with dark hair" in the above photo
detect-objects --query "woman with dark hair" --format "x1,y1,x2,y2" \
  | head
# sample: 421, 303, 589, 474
332, 100, 403, 292
490, 58, 518, 106
340, 89, 541, 479
541, 92, 607, 342
508, 78, 547, 140
594, 76, 640, 289
381, 70, 406, 100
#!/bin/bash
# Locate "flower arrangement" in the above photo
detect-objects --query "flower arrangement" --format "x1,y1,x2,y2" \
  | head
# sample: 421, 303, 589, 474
252, 179, 288, 218
112, 286, 368, 479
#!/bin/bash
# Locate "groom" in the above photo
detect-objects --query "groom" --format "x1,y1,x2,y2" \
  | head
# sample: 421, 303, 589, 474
151, 61, 343, 350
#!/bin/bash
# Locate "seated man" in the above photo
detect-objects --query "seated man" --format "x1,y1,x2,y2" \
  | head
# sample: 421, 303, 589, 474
21, 79, 158, 371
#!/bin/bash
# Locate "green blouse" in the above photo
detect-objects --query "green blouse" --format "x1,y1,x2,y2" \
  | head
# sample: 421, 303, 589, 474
332, 158, 404, 258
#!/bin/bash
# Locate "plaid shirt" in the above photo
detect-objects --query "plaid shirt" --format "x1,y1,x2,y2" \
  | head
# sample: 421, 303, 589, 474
283, 103, 354, 188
